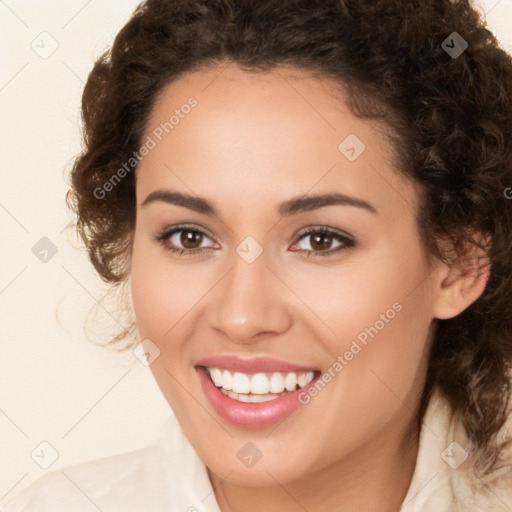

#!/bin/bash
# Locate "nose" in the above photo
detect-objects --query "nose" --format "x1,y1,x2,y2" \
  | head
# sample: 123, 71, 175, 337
206, 248, 293, 345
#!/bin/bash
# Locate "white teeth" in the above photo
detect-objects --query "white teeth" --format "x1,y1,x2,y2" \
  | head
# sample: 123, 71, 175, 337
248, 393, 277, 403
285, 372, 297, 391
269, 373, 285, 393
251, 373, 270, 394
297, 371, 315, 388
206, 367, 316, 399
220, 389, 279, 402
210, 368, 223, 387
232, 372, 251, 394
222, 370, 233, 391
237, 392, 250, 403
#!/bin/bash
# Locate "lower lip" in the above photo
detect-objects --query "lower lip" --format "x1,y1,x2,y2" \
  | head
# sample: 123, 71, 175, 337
196, 367, 319, 429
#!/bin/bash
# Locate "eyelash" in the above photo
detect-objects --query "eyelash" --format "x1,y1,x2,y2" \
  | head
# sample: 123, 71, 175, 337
153, 224, 355, 259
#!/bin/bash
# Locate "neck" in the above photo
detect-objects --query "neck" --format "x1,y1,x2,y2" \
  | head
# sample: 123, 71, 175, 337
209, 414, 420, 512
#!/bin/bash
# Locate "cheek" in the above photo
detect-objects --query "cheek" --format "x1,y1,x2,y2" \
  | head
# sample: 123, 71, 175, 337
282, 240, 433, 413
281, 242, 430, 350
129, 238, 209, 340
129, 241, 202, 412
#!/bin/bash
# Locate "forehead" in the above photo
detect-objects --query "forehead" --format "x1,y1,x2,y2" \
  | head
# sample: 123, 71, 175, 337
135, 64, 415, 217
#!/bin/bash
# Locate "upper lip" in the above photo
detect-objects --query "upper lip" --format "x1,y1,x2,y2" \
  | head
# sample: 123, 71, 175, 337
195, 355, 319, 374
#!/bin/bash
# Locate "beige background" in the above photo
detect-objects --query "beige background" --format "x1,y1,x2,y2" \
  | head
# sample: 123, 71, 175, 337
1, 0, 511, 503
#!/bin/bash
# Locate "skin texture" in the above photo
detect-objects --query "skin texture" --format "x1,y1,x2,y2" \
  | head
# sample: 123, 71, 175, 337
129, 64, 489, 512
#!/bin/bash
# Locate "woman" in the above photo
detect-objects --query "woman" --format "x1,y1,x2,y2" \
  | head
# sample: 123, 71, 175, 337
4, 0, 512, 510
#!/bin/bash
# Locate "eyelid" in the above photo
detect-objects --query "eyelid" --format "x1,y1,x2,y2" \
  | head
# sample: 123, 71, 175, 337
165, 224, 218, 247
290, 225, 355, 254
155, 223, 355, 257
294, 225, 353, 240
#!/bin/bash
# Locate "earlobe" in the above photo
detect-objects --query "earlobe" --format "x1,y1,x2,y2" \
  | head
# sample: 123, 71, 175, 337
432, 235, 491, 320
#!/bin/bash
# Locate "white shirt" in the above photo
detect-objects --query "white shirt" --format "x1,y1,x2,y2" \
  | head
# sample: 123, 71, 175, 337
2, 391, 512, 512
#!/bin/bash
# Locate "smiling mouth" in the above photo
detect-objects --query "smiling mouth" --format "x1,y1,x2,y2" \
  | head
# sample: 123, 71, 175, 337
201, 366, 321, 403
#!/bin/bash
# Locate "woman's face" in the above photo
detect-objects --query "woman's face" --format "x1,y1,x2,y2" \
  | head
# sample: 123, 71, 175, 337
130, 64, 441, 486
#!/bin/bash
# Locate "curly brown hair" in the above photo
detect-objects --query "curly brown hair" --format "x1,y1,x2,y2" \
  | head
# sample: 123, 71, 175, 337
65, 0, 512, 476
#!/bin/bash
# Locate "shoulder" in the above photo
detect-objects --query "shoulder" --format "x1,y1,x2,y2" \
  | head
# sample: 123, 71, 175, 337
1, 444, 169, 512
451, 386, 512, 511
1, 415, 218, 512
402, 389, 512, 512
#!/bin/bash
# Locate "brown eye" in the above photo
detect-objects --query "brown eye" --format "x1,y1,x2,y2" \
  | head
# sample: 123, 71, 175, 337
292, 227, 355, 258
309, 232, 334, 251
155, 225, 217, 256
180, 230, 204, 249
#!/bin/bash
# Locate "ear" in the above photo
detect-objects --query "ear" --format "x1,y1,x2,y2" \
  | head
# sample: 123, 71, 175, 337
431, 232, 491, 320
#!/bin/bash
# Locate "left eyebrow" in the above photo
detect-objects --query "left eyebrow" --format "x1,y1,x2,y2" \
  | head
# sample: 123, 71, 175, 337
277, 192, 378, 217
140, 190, 378, 216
